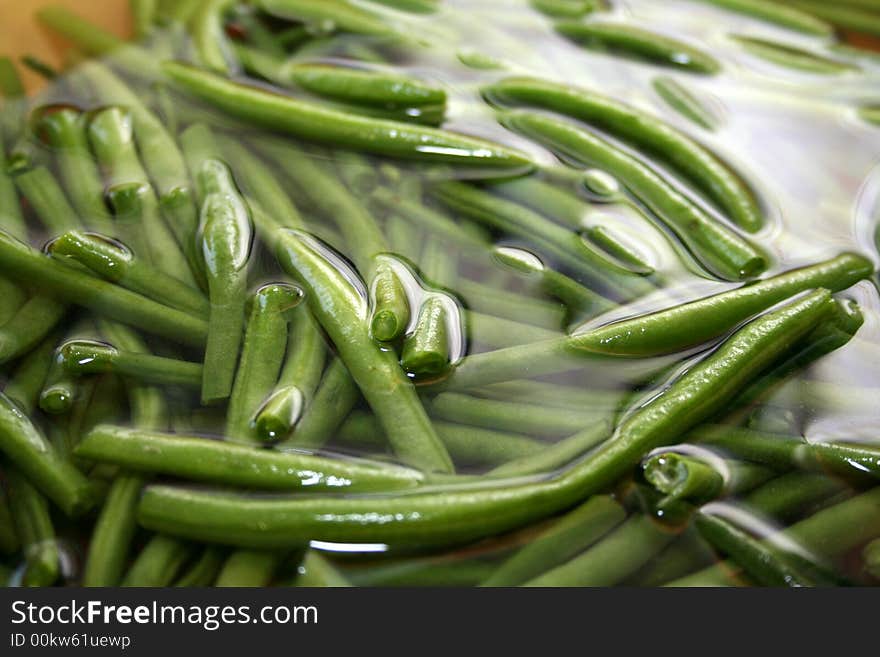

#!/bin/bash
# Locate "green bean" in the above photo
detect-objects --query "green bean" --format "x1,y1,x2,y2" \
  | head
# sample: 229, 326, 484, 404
227, 284, 302, 441
743, 472, 848, 523
258, 0, 393, 36
777, 1, 880, 37
488, 421, 611, 478
401, 296, 452, 377
433, 182, 652, 298
0, 57, 25, 143
488, 175, 595, 229
87, 106, 195, 283
19, 56, 57, 81
694, 510, 814, 587
530, 0, 597, 18
36, 7, 158, 77
472, 380, 624, 410
484, 77, 762, 233
370, 187, 491, 252
174, 546, 227, 587
216, 550, 286, 587
35, 107, 113, 233
584, 225, 655, 276
198, 159, 253, 404
136, 288, 836, 548
164, 62, 532, 170
337, 411, 545, 467
731, 35, 859, 75
493, 246, 617, 319
501, 111, 766, 280
48, 231, 207, 315
480, 495, 622, 586
286, 357, 360, 449
289, 63, 447, 109
130, 0, 157, 37
430, 392, 609, 438
669, 487, 880, 586
0, 295, 67, 366
467, 311, 559, 348
294, 550, 351, 587
363, 0, 440, 13
3, 334, 58, 419
191, 0, 236, 73
59, 340, 202, 388
255, 307, 326, 441
0, 136, 26, 242
39, 320, 91, 416
76, 425, 426, 492
0, 390, 95, 517
82, 474, 146, 587
77, 62, 201, 275
276, 229, 453, 472
555, 21, 721, 74
13, 166, 80, 235
642, 452, 726, 508
121, 534, 195, 587
524, 514, 678, 586
372, 260, 411, 341
652, 76, 719, 132
689, 0, 832, 35
0, 485, 19, 555
5, 468, 59, 587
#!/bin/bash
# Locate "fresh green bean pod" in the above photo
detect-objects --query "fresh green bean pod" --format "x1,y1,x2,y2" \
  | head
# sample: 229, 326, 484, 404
173, 546, 227, 587
362, 0, 440, 13
742, 472, 848, 524
0, 230, 206, 345
433, 182, 652, 298
0, 294, 67, 366
371, 260, 411, 341
258, 0, 393, 36
777, 1, 880, 37
555, 21, 721, 74
488, 421, 611, 477
694, 510, 815, 587
164, 62, 532, 170
87, 106, 195, 283
0, 56, 26, 143
121, 534, 195, 587
276, 229, 453, 473
452, 278, 568, 330
191, 0, 236, 74
289, 63, 447, 109
429, 392, 609, 438
39, 319, 92, 416
76, 425, 426, 492
294, 550, 351, 587
689, 0, 832, 35
338, 411, 544, 467
34, 107, 113, 234
82, 474, 146, 587
652, 76, 720, 131
467, 311, 559, 348
642, 452, 725, 508
5, 468, 59, 587
3, 333, 58, 415
216, 550, 286, 587
286, 357, 360, 449
48, 231, 207, 315
524, 514, 677, 586
0, 392, 95, 516
473, 380, 624, 410
227, 284, 302, 441
13, 166, 80, 235
59, 340, 202, 388
484, 77, 762, 233
530, 0, 597, 18
137, 289, 832, 547
401, 295, 451, 377
77, 62, 201, 276
501, 111, 766, 280
731, 35, 858, 75
481, 495, 623, 586
198, 159, 253, 404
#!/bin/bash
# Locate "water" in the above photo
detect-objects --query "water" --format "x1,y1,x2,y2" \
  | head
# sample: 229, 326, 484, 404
1, 0, 880, 586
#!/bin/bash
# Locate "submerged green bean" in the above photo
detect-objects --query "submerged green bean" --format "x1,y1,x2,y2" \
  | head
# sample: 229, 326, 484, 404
652, 76, 720, 131
555, 21, 721, 74
137, 289, 833, 548
732, 35, 859, 75
5, 468, 59, 587
484, 77, 762, 233
258, 0, 393, 36
688, 0, 832, 35
59, 340, 203, 388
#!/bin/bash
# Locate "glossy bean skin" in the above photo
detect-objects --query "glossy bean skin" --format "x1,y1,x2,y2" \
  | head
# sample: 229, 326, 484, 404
59, 340, 203, 388
164, 62, 532, 170
215, 549, 286, 587
5, 468, 59, 587
484, 77, 762, 233
137, 289, 834, 548
285, 357, 360, 449
226, 284, 302, 441
642, 452, 725, 508
275, 229, 454, 474
75, 425, 426, 492
689, 0, 832, 35
0, 295, 67, 366
652, 76, 720, 132
555, 21, 722, 74
503, 112, 767, 281
258, 0, 393, 36
121, 534, 195, 587
0, 230, 207, 346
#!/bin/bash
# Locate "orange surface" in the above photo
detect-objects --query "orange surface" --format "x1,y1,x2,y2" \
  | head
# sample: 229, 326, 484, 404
0, 0, 131, 92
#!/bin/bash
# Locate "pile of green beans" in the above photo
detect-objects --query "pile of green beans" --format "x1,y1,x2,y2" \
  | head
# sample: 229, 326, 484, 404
0, 0, 878, 589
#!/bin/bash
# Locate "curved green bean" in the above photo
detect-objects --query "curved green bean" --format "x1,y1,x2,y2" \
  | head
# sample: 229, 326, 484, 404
652, 76, 720, 131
